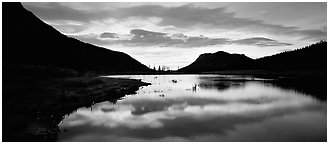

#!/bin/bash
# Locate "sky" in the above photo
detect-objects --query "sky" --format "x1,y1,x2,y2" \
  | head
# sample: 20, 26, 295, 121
22, 2, 327, 70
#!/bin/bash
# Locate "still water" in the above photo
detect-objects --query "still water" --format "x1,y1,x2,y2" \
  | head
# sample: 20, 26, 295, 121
58, 75, 326, 142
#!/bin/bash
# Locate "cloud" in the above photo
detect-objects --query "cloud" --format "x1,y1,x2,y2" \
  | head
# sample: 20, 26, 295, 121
233, 37, 292, 47
45, 20, 90, 34
71, 29, 292, 48
22, 2, 111, 22
100, 32, 120, 39
23, 3, 326, 42
297, 29, 328, 41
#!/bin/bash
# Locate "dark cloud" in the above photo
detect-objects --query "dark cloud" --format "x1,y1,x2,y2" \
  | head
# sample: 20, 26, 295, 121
128, 29, 174, 46
131, 29, 166, 37
100, 32, 120, 39
82, 29, 292, 48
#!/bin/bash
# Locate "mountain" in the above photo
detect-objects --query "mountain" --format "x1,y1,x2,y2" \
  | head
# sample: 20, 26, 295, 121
178, 51, 254, 72
254, 41, 327, 70
3, 3, 151, 73
178, 41, 327, 72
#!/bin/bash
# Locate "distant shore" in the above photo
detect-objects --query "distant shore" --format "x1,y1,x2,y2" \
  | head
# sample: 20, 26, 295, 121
103, 70, 327, 101
104, 69, 326, 77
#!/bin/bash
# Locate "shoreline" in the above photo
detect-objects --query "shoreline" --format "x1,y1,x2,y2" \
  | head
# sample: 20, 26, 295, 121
102, 69, 326, 77
3, 75, 150, 141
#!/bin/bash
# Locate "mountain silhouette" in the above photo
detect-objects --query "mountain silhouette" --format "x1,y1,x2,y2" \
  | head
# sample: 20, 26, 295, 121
3, 3, 151, 73
178, 41, 327, 72
178, 51, 254, 72
254, 41, 327, 70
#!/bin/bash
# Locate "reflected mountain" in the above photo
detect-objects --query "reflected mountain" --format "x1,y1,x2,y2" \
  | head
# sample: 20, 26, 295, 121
264, 77, 327, 101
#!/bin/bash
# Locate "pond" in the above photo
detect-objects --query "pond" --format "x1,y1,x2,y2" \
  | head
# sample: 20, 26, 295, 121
57, 74, 326, 142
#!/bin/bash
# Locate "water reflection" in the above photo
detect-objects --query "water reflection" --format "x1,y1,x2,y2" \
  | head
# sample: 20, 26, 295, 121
58, 75, 326, 142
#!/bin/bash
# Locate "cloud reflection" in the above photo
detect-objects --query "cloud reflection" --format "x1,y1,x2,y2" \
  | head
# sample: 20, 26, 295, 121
58, 75, 326, 141
61, 92, 320, 129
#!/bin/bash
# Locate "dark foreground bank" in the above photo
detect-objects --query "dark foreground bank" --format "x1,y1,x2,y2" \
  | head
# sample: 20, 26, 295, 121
2, 65, 150, 141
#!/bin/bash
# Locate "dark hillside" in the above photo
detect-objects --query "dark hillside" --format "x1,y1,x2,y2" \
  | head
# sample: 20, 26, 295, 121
3, 3, 150, 73
179, 41, 327, 72
2, 3, 151, 141
178, 51, 254, 72
254, 41, 327, 70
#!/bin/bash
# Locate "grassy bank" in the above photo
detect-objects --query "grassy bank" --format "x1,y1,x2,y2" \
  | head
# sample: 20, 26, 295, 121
3, 65, 150, 141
